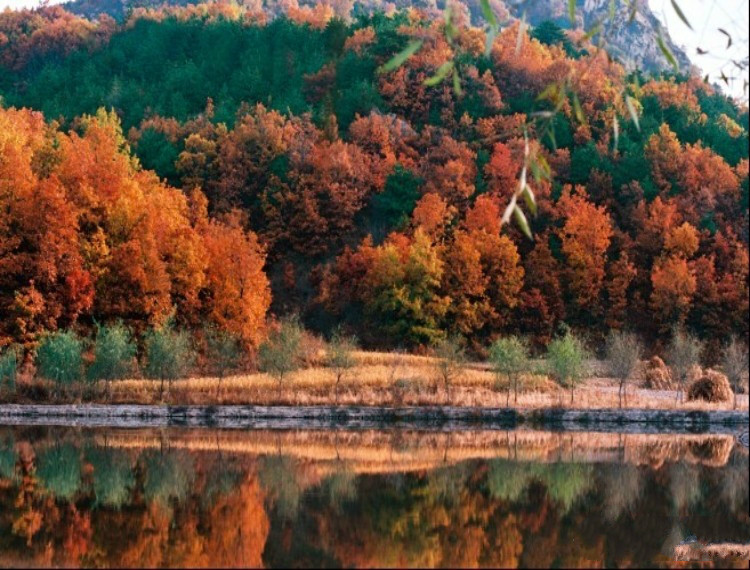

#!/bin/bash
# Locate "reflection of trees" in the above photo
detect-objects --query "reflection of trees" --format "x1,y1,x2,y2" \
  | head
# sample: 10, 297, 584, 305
323, 465, 357, 513
36, 443, 81, 500
602, 464, 643, 521
487, 460, 593, 513
142, 450, 195, 509
427, 461, 471, 506
488, 459, 535, 502
670, 462, 701, 512
202, 473, 270, 568
720, 451, 749, 515
0, 432, 748, 569
535, 463, 594, 513
87, 448, 135, 509
202, 464, 243, 508
0, 436, 17, 480
259, 453, 301, 520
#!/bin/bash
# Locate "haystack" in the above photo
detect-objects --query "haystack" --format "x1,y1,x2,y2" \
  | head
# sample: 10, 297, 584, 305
687, 370, 733, 403
644, 356, 678, 390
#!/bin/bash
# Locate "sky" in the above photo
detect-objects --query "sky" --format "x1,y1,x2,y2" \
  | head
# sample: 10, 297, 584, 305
649, 0, 749, 101
1, 0, 748, 101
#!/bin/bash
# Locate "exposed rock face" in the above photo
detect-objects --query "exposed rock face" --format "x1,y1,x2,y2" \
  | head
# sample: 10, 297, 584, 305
496, 0, 691, 72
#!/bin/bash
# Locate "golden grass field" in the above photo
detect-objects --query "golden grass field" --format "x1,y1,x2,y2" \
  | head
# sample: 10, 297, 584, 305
88, 350, 749, 410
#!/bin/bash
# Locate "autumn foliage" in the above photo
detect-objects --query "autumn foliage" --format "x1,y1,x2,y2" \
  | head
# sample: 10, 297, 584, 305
0, 107, 270, 348
0, 1, 747, 356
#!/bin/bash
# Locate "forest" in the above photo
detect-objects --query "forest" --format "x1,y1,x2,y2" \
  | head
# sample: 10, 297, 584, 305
0, 1, 748, 369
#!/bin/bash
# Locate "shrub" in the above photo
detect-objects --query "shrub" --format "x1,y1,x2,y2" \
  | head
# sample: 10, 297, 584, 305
433, 335, 466, 401
605, 331, 643, 408
722, 337, 748, 409
204, 327, 243, 394
88, 323, 137, 397
327, 329, 358, 404
258, 316, 304, 392
0, 346, 18, 392
666, 329, 702, 403
489, 336, 528, 406
36, 330, 83, 392
143, 322, 194, 397
546, 333, 588, 404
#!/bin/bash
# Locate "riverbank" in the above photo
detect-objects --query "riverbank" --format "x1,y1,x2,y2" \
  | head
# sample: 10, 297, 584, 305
0, 403, 747, 433
4, 352, 748, 411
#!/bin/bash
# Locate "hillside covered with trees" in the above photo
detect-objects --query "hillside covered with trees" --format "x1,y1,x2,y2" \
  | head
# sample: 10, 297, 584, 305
0, 1, 747, 363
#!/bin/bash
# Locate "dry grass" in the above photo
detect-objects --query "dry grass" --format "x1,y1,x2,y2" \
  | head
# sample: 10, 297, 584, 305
6, 351, 749, 411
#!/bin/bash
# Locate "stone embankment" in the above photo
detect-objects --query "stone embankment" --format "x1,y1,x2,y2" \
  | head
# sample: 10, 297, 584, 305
0, 404, 746, 433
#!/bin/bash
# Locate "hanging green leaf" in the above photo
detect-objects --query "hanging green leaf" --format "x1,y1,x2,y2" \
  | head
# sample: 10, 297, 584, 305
656, 35, 679, 71
583, 24, 602, 41
670, 0, 693, 30
572, 92, 585, 124
612, 114, 619, 151
609, 0, 615, 21
522, 185, 537, 216
424, 61, 454, 86
568, 0, 576, 25
452, 67, 462, 96
515, 12, 526, 55
625, 95, 640, 131
513, 205, 533, 239
379, 40, 423, 73
485, 27, 497, 56
480, 0, 498, 29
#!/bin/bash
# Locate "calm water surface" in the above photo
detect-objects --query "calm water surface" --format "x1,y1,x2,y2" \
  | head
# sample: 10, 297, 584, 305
0, 426, 747, 568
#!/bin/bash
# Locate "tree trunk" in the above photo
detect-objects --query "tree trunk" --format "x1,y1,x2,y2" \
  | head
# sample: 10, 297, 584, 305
514, 376, 518, 404
619, 381, 623, 408
570, 385, 574, 405
335, 374, 340, 405
159, 376, 165, 399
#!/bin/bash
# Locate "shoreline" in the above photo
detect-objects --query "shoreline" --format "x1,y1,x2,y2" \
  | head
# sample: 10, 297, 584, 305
0, 404, 746, 433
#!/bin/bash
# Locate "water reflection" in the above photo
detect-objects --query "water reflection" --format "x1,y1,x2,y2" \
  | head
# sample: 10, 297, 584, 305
0, 426, 747, 568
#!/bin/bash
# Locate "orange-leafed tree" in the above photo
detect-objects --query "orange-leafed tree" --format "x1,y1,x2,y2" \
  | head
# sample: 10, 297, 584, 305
200, 210, 270, 348
557, 186, 613, 320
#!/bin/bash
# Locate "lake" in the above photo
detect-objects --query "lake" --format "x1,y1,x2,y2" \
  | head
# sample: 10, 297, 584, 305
0, 426, 747, 568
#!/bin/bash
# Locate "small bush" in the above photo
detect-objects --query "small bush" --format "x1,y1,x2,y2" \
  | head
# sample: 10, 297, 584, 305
143, 322, 194, 397
0, 346, 18, 392
605, 331, 643, 407
88, 323, 137, 396
489, 336, 528, 406
546, 333, 588, 404
258, 316, 304, 390
433, 335, 466, 400
204, 327, 243, 393
327, 329, 357, 404
666, 329, 702, 403
722, 337, 748, 409
36, 330, 83, 390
